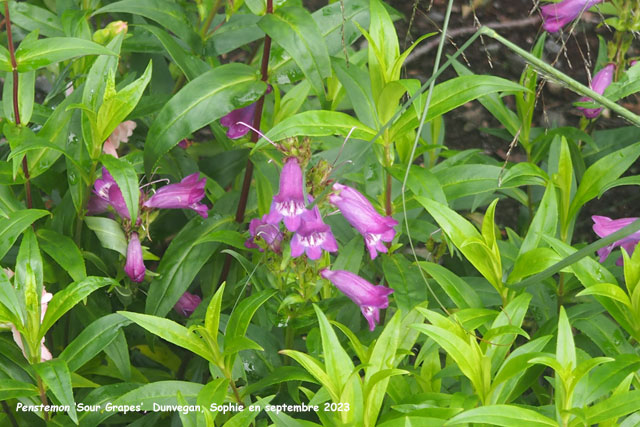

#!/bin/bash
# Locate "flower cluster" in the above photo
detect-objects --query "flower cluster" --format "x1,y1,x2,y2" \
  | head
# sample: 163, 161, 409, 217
245, 156, 396, 329
541, 0, 604, 33
90, 170, 209, 282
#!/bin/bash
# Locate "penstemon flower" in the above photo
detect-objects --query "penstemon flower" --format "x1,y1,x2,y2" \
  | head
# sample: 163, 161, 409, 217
290, 203, 338, 260
124, 232, 145, 282
578, 64, 615, 119
329, 183, 398, 259
592, 215, 640, 266
174, 292, 202, 317
220, 103, 257, 139
320, 269, 394, 331
102, 120, 137, 157
266, 157, 307, 232
245, 214, 283, 253
541, 0, 604, 33
143, 173, 209, 218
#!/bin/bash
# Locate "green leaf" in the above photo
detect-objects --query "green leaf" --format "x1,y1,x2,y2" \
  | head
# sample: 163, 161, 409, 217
313, 304, 355, 400
576, 283, 631, 307
15, 37, 116, 72
2, 70, 35, 125
225, 395, 274, 427
32, 359, 77, 423
93, 0, 200, 49
0, 269, 23, 326
96, 61, 152, 144
205, 282, 226, 345
259, 6, 330, 100
583, 390, 640, 425
445, 405, 557, 426
519, 183, 557, 255
100, 155, 140, 224
255, 110, 376, 152
382, 254, 427, 312
144, 63, 265, 175
0, 379, 39, 400
416, 197, 502, 292
280, 350, 335, 397
391, 76, 527, 142
0, 209, 49, 260
15, 227, 43, 297
332, 57, 378, 129
507, 248, 562, 284
59, 313, 131, 372
556, 306, 576, 370
82, 33, 123, 155
118, 311, 213, 362
224, 289, 276, 367
3, 2, 63, 37
37, 229, 86, 282
141, 25, 210, 81
145, 215, 233, 317
417, 262, 482, 309
39, 277, 116, 339
569, 142, 640, 220
84, 217, 127, 256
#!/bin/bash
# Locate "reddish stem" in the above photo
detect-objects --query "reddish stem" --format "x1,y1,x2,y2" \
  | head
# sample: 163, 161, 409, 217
4, 2, 32, 209
220, 0, 273, 284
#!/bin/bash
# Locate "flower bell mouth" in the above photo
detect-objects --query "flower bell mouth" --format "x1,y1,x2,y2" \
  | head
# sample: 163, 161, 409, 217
266, 157, 307, 232
592, 215, 640, 266
541, 0, 604, 33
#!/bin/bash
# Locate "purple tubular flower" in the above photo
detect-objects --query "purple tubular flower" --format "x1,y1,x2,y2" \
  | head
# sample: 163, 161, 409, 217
92, 168, 130, 218
245, 214, 283, 253
578, 64, 616, 119
220, 103, 256, 139
124, 232, 145, 282
143, 173, 208, 218
174, 291, 202, 317
291, 204, 338, 260
320, 269, 394, 331
329, 183, 398, 259
541, 0, 604, 33
592, 215, 640, 266
266, 157, 306, 232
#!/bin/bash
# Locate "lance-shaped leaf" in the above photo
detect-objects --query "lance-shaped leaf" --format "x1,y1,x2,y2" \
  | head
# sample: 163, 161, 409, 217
15, 37, 115, 72
0, 209, 49, 260
118, 311, 213, 362
39, 277, 117, 339
100, 155, 140, 224
32, 359, 77, 424
144, 63, 265, 175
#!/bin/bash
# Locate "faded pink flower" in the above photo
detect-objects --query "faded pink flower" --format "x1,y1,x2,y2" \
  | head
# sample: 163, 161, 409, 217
11, 288, 53, 362
103, 120, 137, 157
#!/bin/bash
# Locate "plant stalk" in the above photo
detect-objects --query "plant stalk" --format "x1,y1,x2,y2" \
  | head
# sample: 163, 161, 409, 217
4, 1, 32, 209
220, 0, 273, 284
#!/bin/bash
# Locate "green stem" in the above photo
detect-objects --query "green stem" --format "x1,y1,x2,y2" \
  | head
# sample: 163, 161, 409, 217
480, 26, 640, 126
199, 0, 222, 39
511, 218, 640, 290
36, 375, 49, 421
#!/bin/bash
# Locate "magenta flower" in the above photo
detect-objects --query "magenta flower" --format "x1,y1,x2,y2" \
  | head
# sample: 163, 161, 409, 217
541, 0, 604, 33
592, 216, 640, 266
291, 204, 338, 260
174, 292, 202, 317
143, 173, 208, 218
329, 183, 398, 259
578, 64, 615, 119
91, 168, 130, 219
245, 214, 283, 253
220, 103, 256, 139
124, 232, 145, 282
320, 269, 394, 331
266, 157, 306, 232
